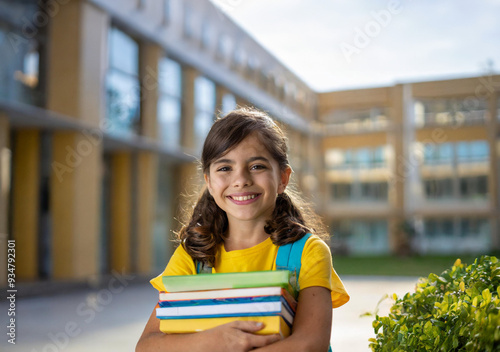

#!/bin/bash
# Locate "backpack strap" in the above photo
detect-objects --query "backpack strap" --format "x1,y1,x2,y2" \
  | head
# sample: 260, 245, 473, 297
275, 233, 312, 291
196, 261, 212, 274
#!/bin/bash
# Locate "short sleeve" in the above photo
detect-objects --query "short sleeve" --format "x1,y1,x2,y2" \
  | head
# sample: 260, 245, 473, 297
299, 235, 350, 308
149, 244, 196, 292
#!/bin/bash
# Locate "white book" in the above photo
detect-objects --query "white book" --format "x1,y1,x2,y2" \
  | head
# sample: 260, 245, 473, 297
159, 286, 285, 302
156, 300, 294, 326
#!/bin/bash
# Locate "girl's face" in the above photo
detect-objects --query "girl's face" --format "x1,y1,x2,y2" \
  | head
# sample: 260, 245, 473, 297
204, 133, 291, 230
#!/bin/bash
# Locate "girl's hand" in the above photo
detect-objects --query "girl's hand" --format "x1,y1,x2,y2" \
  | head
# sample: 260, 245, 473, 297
136, 306, 281, 352
208, 320, 282, 352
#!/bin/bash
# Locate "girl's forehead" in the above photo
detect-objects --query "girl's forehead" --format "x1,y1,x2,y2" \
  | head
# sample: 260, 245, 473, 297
223, 134, 270, 155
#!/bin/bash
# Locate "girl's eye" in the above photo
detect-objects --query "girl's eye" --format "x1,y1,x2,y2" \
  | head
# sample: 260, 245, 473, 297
251, 164, 266, 170
217, 166, 231, 172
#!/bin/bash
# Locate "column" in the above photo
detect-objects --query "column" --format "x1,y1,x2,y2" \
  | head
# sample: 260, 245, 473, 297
136, 152, 158, 274
140, 43, 162, 140
388, 84, 406, 254
109, 153, 132, 273
12, 130, 40, 279
47, 0, 107, 279
51, 132, 102, 279
136, 43, 161, 274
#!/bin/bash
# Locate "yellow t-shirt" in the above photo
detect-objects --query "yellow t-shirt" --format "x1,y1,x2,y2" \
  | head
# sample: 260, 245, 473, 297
150, 235, 349, 308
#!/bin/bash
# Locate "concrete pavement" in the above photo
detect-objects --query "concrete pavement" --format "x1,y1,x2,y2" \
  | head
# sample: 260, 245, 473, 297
1, 276, 419, 352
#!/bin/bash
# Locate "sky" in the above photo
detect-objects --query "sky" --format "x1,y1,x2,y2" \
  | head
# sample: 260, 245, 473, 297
210, 0, 500, 92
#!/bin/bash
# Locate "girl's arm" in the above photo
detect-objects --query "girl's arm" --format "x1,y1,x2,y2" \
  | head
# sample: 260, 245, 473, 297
254, 286, 333, 352
136, 304, 281, 352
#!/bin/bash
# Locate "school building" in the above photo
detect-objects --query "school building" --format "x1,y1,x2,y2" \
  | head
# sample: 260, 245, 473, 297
0, 0, 498, 286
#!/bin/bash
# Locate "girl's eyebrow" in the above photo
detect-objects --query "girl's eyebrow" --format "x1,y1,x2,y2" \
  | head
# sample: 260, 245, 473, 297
213, 156, 270, 165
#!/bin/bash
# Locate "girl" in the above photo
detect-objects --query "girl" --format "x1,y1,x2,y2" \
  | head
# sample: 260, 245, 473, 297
136, 107, 349, 352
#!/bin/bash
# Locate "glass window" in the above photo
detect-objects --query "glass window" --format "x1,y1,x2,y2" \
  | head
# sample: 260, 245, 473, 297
360, 182, 388, 201
109, 28, 138, 76
222, 93, 237, 115
331, 183, 352, 201
0, 3, 45, 107
425, 219, 438, 238
459, 175, 488, 199
217, 34, 232, 60
460, 218, 488, 238
357, 148, 370, 168
344, 150, 353, 168
457, 141, 489, 163
334, 219, 389, 255
201, 21, 211, 49
163, 0, 170, 25
158, 57, 182, 148
439, 143, 453, 161
106, 27, 140, 136
373, 147, 384, 167
470, 141, 489, 161
183, 5, 195, 39
194, 76, 216, 151
457, 142, 469, 161
423, 178, 454, 199
159, 57, 182, 97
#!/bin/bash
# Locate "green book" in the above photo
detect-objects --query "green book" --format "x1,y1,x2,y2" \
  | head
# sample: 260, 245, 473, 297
162, 270, 292, 293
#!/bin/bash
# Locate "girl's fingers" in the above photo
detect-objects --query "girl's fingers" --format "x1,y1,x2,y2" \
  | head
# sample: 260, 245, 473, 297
227, 320, 266, 333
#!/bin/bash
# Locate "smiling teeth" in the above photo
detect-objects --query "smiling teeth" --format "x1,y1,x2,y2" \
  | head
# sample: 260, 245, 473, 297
233, 195, 257, 201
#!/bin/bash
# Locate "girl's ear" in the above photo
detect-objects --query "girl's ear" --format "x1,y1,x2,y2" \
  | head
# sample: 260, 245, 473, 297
278, 166, 292, 194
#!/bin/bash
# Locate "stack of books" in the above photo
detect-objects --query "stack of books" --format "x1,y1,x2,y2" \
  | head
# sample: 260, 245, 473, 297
156, 270, 296, 337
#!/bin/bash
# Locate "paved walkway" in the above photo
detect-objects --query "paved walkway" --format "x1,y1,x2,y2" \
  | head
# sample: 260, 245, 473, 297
1, 276, 419, 352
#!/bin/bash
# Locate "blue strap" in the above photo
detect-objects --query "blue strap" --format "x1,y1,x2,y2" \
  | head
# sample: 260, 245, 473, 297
196, 261, 212, 274
276, 233, 312, 286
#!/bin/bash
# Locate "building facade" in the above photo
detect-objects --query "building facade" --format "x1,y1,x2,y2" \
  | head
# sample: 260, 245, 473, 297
319, 78, 500, 255
0, 0, 498, 286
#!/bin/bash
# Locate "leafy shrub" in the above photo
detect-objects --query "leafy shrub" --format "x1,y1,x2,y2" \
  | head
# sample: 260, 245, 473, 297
369, 256, 500, 352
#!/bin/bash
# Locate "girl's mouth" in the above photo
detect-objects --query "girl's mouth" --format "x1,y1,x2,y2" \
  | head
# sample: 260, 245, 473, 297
227, 193, 261, 204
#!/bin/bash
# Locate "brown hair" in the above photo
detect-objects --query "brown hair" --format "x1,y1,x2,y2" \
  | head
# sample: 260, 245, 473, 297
176, 107, 327, 267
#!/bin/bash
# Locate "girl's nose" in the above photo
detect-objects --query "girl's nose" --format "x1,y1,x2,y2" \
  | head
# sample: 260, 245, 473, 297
232, 168, 252, 188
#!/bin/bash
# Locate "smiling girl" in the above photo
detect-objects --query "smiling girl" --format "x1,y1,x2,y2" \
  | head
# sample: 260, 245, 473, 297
136, 107, 349, 352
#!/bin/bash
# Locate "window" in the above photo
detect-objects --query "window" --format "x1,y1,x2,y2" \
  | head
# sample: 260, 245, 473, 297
457, 141, 488, 163
415, 98, 488, 126
183, 5, 195, 39
158, 57, 182, 148
221, 93, 236, 116
162, 0, 170, 26
331, 219, 389, 255
323, 107, 389, 131
201, 20, 211, 49
424, 218, 454, 238
194, 76, 216, 152
459, 175, 488, 199
424, 143, 452, 165
0, 2, 46, 106
331, 183, 352, 201
360, 182, 388, 201
459, 218, 488, 238
217, 34, 232, 61
232, 48, 245, 70
106, 27, 140, 137
326, 147, 387, 170
423, 178, 454, 199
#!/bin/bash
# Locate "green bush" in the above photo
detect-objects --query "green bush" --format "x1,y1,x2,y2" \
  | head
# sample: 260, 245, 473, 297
369, 256, 500, 352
